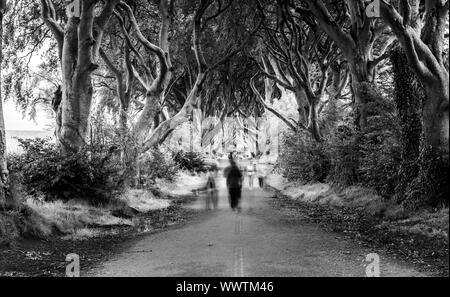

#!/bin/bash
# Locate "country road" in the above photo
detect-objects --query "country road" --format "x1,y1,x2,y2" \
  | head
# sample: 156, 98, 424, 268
88, 176, 428, 277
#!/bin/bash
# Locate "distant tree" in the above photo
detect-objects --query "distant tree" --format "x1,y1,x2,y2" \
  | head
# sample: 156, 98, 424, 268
253, 0, 350, 141
141, 0, 261, 152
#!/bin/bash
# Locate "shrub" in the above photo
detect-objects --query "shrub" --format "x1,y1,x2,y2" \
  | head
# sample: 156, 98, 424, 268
325, 124, 360, 187
279, 93, 403, 198
279, 132, 330, 183
357, 136, 402, 197
355, 97, 402, 197
139, 148, 179, 182
173, 151, 212, 173
9, 138, 124, 205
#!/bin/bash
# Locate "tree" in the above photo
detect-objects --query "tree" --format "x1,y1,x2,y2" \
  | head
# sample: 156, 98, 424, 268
380, 0, 449, 207
253, 0, 350, 141
201, 56, 261, 148
297, 0, 396, 130
0, 0, 8, 206
114, 0, 173, 144
40, 0, 120, 153
391, 48, 423, 203
141, 0, 261, 152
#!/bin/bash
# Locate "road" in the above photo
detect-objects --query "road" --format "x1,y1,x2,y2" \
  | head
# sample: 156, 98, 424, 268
89, 176, 427, 277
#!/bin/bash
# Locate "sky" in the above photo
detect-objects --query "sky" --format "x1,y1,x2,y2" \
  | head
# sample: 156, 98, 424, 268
3, 100, 52, 131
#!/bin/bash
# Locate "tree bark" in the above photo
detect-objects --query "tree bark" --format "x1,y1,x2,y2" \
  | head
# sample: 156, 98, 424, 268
0, 4, 9, 206
142, 74, 206, 151
380, 0, 449, 207
141, 0, 259, 152
307, 98, 322, 142
301, 0, 390, 130
118, 1, 172, 145
391, 48, 423, 203
42, 0, 119, 153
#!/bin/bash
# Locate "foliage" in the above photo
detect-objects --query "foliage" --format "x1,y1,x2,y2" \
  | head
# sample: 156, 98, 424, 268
139, 148, 179, 182
355, 95, 403, 197
279, 132, 330, 183
357, 135, 402, 198
173, 151, 214, 173
280, 89, 404, 199
8, 138, 124, 205
403, 146, 449, 209
325, 123, 360, 187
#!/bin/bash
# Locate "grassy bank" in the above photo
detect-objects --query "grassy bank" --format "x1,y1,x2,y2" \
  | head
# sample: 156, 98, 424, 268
266, 174, 449, 276
0, 172, 205, 276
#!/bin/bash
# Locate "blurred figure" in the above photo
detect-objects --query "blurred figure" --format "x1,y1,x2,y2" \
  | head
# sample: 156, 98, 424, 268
246, 156, 257, 188
224, 157, 243, 212
204, 168, 218, 210
256, 162, 265, 189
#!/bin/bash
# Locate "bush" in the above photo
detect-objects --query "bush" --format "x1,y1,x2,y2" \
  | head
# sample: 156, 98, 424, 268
173, 151, 212, 173
139, 148, 179, 182
279, 132, 330, 183
325, 124, 360, 187
8, 138, 124, 205
278, 91, 403, 198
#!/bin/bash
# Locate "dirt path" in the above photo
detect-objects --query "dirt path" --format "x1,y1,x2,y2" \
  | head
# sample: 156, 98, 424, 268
88, 178, 429, 277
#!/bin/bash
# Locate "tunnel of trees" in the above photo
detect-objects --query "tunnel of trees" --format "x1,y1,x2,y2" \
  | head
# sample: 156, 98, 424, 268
0, 0, 448, 210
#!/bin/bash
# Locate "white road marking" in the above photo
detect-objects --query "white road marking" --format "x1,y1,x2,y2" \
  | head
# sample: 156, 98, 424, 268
233, 214, 244, 276
234, 215, 242, 234
233, 247, 244, 277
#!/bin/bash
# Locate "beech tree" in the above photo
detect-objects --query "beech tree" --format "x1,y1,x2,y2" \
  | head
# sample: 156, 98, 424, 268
201, 56, 259, 148
0, 0, 8, 206
380, 0, 449, 206
40, 0, 120, 153
141, 0, 261, 152
252, 0, 350, 141
115, 0, 172, 144
295, 0, 396, 130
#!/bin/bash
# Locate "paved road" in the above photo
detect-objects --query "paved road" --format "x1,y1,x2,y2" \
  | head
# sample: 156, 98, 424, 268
89, 177, 427, 277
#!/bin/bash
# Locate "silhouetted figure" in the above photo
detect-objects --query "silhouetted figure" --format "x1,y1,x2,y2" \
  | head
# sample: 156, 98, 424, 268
247, 158, 257, 188
204, 169, 218, 210
256, 163, 265, 189
224, 158, 243, 212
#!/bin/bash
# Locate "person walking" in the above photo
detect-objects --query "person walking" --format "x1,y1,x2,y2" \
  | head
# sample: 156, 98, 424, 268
224, 157, 243, 212
204, 168, 218, 210
247, 157, 256, 188
256, 162, 265, 189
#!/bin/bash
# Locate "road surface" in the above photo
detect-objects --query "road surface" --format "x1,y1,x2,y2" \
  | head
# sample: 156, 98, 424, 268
88, 176, 427, 277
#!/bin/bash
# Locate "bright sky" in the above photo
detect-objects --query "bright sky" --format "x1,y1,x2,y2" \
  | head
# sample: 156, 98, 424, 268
3, 100, 51, 131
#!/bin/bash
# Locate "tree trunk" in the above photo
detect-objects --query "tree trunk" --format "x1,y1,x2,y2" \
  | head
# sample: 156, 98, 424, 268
41, 0, 118, 154
134, 95, 161, 144
349, 57, 375, 130
142, 71, 206, 152
378, 0, 449, 208
59, 74, 94, 153
119, 107, 128, 166
408, 81, 450, 208
307, 98, 322, 142
58, 8, 96, 153
0, 7, 9, 206
391, 49, 423, 203
202, 116, 224, 147
422, 81, 449, 155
